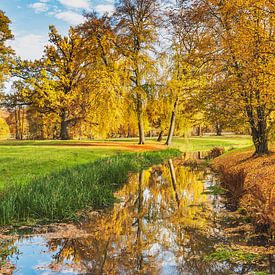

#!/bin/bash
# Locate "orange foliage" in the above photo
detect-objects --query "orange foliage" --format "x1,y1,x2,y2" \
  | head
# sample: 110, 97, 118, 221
213, 147, 275, 231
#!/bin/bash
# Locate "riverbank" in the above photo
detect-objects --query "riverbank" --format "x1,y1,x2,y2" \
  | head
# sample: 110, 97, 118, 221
1, 153, 269, 274
0, 149, 180, 226
213, 147, 275, 234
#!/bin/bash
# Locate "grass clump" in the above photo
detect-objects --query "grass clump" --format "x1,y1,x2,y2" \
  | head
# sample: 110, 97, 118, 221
0, 149, 180, 225
205, 246, 263, 264
201, 185, 227, 196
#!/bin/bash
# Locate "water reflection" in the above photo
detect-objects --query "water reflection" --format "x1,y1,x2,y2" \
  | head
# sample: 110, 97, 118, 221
1, 159, 268, 274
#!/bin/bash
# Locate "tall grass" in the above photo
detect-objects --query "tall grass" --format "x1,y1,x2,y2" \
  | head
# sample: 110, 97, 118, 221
0, 149, 180, 225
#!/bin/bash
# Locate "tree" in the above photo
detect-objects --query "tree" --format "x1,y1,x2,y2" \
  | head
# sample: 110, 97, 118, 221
201, 76, 247, 136
181, 0, 275, 154
114, 0, 161, 144
76, 13, 126, 139
14, 26, 91, 140
164, 4, 207, 145
3, 81, 28, 139
0, 10, 13, 88
0, 117, 9, 139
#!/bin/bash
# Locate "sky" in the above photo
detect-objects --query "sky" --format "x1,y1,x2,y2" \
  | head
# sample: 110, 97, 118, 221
0, 0, 115, 60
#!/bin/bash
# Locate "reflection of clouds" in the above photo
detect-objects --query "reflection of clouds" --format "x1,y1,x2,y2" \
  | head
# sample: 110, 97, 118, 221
143, 188, 151, 201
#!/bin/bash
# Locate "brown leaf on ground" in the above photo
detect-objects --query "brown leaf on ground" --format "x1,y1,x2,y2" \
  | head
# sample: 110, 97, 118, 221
213, 147, 275, 231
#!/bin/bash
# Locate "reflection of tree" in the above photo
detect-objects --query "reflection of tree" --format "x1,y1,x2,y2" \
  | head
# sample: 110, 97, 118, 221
168, 159, 180, 206
136, 170, 144, 272
0, 238, 18, 273
44, 161, 249, 274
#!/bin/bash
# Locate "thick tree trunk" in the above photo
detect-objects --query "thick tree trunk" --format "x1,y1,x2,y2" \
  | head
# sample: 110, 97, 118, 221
251, 122, 268, 155
157, 130, 163, 142
137, 96, 145, 144
165, 98, 179, 146
246, 105, 269, 155
60, 110, 69, 140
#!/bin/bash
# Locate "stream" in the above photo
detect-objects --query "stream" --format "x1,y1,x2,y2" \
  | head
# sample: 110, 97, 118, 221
0, 154, 273, 274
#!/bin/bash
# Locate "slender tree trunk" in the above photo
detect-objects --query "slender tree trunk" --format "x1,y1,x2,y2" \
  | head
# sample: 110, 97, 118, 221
215, 123, 222, 136
21, 108, 25, 140
157, 130, 163, 142
137, 95, 145, 144
15, 109, 20, 140
60, 109, 69, 140
197, 125, 202, 136
136, 170, 144, 271
168, 159, 180, 207
165, 98, 179, 146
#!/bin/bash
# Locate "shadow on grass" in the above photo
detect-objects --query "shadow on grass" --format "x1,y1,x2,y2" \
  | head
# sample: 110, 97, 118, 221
0, 149, 181, 226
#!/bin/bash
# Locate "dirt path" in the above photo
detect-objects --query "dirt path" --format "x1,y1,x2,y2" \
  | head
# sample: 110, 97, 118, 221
46, 142, 167, 152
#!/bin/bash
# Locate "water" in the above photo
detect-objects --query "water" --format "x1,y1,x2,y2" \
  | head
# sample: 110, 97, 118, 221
1, 157, 272, 274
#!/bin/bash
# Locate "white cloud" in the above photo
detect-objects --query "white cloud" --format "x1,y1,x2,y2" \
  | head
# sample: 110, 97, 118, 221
58, 0, 91, 9
29, 2, 49, 13
8, 34, 48, 60
95, 4, 114, 14
55, 11, 85, 25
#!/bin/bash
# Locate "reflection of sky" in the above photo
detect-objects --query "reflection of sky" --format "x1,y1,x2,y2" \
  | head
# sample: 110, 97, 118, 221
9, 236, 76, 275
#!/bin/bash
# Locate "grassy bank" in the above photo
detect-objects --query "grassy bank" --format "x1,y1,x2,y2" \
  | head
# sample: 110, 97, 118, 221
0, 149, 180, 225
213, 147, 275, 232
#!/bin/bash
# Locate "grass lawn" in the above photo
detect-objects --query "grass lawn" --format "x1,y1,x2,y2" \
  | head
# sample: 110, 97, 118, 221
0, 136, 253, 189
171, 135, 253, 152
0, 146, 121, 189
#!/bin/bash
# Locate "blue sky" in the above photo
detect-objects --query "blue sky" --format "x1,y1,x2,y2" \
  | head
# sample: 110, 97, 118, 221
0, 0, 115, 60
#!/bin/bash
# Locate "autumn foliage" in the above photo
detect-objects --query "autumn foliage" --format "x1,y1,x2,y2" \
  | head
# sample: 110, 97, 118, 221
0, 0, 274, 154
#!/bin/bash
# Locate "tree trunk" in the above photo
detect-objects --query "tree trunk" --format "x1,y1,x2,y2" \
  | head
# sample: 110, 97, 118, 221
60, 110, 69, 140
21, 108, 25, 140
215, 123, 222, 136
197, 125, 202, 136
137, 96, 145, 144
15, 109, 20, 140
246, 104, 269, 155
251, 121, 268, 155
157, 130, 163, 142
165, 98, 179, 146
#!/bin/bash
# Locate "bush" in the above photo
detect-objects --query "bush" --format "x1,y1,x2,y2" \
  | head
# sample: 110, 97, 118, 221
208, 147, 225, 159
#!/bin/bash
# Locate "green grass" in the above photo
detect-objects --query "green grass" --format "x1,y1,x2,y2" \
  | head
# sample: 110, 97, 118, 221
205, 246, 264, 264
0, 136, 253, 189
171, 136, 253, 152
0, 145, 121, 189
0, 149, 180, 225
